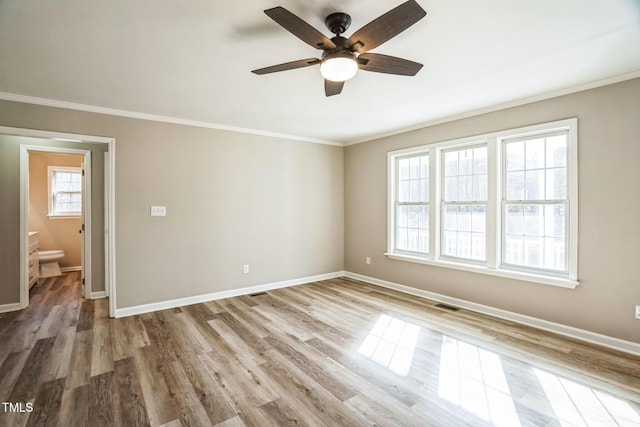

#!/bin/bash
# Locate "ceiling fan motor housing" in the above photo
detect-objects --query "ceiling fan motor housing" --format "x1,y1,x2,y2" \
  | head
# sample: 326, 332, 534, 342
325, 12, 352, 36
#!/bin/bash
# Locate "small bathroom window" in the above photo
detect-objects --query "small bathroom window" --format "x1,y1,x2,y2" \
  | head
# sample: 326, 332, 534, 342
48, 166, 82, 217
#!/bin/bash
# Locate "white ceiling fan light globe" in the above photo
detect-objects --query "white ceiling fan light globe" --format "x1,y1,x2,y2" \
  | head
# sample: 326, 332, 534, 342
320, 55, 358, 82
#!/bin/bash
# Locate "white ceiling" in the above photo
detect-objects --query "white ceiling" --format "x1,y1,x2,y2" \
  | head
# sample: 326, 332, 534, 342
1, 0, 639, 145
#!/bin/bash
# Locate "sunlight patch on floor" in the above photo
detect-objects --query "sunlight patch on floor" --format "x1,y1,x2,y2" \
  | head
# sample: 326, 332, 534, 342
534, 368, 640, 427
357, 314, 420, 376
438, 336, 521, 427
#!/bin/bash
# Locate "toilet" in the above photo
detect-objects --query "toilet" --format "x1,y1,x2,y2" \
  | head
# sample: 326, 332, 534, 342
39, 250, 65, 278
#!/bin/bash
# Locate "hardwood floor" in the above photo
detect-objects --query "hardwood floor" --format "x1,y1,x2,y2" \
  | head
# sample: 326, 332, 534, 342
1, 272, 639, 426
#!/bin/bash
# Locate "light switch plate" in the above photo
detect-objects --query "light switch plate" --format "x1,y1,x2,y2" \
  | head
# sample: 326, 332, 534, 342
150, 206, 167, 216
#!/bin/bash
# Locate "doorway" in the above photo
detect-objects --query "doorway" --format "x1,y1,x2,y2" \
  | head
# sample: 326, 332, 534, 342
0, 126, 116, 317
25, 147, 90, 299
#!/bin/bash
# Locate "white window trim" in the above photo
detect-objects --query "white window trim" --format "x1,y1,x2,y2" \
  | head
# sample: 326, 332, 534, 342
47, 166, 83, 218
386, 118, 578, 289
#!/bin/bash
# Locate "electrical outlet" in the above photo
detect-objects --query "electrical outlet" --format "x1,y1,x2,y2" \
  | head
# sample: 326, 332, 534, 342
243, 264, 249, 274
366, 256, 371, 265
150, 205, 166, 216
635, 305, 640, 320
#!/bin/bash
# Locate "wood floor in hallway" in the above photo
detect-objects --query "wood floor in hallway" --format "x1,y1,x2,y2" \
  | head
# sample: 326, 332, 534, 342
0, 272, 639, 426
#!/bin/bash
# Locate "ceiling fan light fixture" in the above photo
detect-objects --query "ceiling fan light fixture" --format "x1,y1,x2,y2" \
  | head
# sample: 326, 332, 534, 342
320, 52, 358, 82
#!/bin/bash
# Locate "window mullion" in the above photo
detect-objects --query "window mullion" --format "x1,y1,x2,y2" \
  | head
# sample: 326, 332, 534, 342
486, 137, 498, 269
431, 147, 439, 260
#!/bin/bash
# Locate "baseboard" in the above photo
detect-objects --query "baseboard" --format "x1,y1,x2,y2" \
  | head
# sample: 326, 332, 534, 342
344, 271, 640, 357
0, 302, 22, 313
114, 271, 345, 318
90, 291, 107, 299
61, 266, 82, 272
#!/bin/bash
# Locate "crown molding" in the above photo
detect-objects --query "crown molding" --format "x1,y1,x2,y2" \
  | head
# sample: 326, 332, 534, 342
0, 92, 343, 147
343, 70, 640, 146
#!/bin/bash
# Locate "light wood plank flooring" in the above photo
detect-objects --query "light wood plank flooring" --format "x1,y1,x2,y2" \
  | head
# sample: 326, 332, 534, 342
1, 272, 638, 426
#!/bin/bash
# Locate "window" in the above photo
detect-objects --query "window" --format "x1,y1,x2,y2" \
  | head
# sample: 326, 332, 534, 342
442, 145, 487, 262
502, 132, 568, 274
394, 153, 429, 254
387, 119, 578, 288
48, 166, 82, 217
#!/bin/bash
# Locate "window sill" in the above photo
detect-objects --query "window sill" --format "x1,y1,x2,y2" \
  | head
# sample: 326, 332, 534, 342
47, 215, 81, 220
384, 252, 579, 289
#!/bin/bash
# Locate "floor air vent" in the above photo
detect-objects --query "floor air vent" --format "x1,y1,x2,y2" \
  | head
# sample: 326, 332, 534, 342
435, 303, 460, 312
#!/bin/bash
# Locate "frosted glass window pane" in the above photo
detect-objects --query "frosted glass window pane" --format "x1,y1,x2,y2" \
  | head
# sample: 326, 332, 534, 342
445, 177, 458, 201
525, 170, 544, 200
458, 206, 471, 232
445, 151, 458, 176
409, 180, 420, 201
524, 236, 543, 268
399, 181, 409, 202
544, 237, 565, 271
546, 168, 567, 200
473, 147, 488, 174
419, 206, 429, 229
544, 204, 565, 238
524, 205, 542, 236
471, 205, 485, 233
408, 206, 419, 228
506, 205, 524, 234
397, 228, 408, 250
420, 179, 429, 202
443, 231, 457, 256
506, 172, 525, 200
419, 230, 429, 253
410, 157, 420, 179
473, 174, 487, 201
526, 138, 545, 169
505, 235, 524, 265
546, 135, 567, 168
457, 232, 471, 258
420, 156, 429, 177
459, 150, 472, 175
397, 205, 408, 227
458, 176, 472, 202
444, 205, 457, 231
399, 158, 410, 180
506, 141, 524, 171
471, 232, 486, 260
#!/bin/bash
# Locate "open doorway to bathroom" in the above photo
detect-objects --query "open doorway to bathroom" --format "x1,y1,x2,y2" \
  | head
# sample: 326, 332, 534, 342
24, 147, 91, 300
0, 127, 116, 320
27, 150, 87, 296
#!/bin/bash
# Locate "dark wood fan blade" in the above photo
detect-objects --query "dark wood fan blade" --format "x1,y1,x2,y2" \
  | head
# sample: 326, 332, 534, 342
357, 53, 423, 76
252, 58, 321, 75
346, 0, 426, 54
265, 7, 336, 50
324, 79, 344, 97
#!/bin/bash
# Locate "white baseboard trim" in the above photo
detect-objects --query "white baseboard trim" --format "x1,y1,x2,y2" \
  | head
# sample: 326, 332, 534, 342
114, 271, 345, 318
344, 271, 640, 357
0, 302, 22, 313
90, 291, 107, 299
61, 266, 82, 272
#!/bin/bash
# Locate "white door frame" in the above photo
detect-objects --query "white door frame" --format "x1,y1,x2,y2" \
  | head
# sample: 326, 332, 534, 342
0, 126, 116, 317
22, 146, 91, 299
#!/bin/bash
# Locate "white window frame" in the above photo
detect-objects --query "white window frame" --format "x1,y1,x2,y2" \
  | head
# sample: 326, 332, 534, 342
48, 166, 83, 218
392, 151, 430, 256
386, 118, 578, 289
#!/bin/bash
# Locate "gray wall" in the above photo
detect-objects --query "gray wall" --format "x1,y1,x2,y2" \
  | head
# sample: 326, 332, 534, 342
0, 100, 344, 309
344, 77, 640, 344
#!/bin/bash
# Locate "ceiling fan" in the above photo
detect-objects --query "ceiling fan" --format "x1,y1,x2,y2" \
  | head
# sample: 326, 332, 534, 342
251, 0, 427, 97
